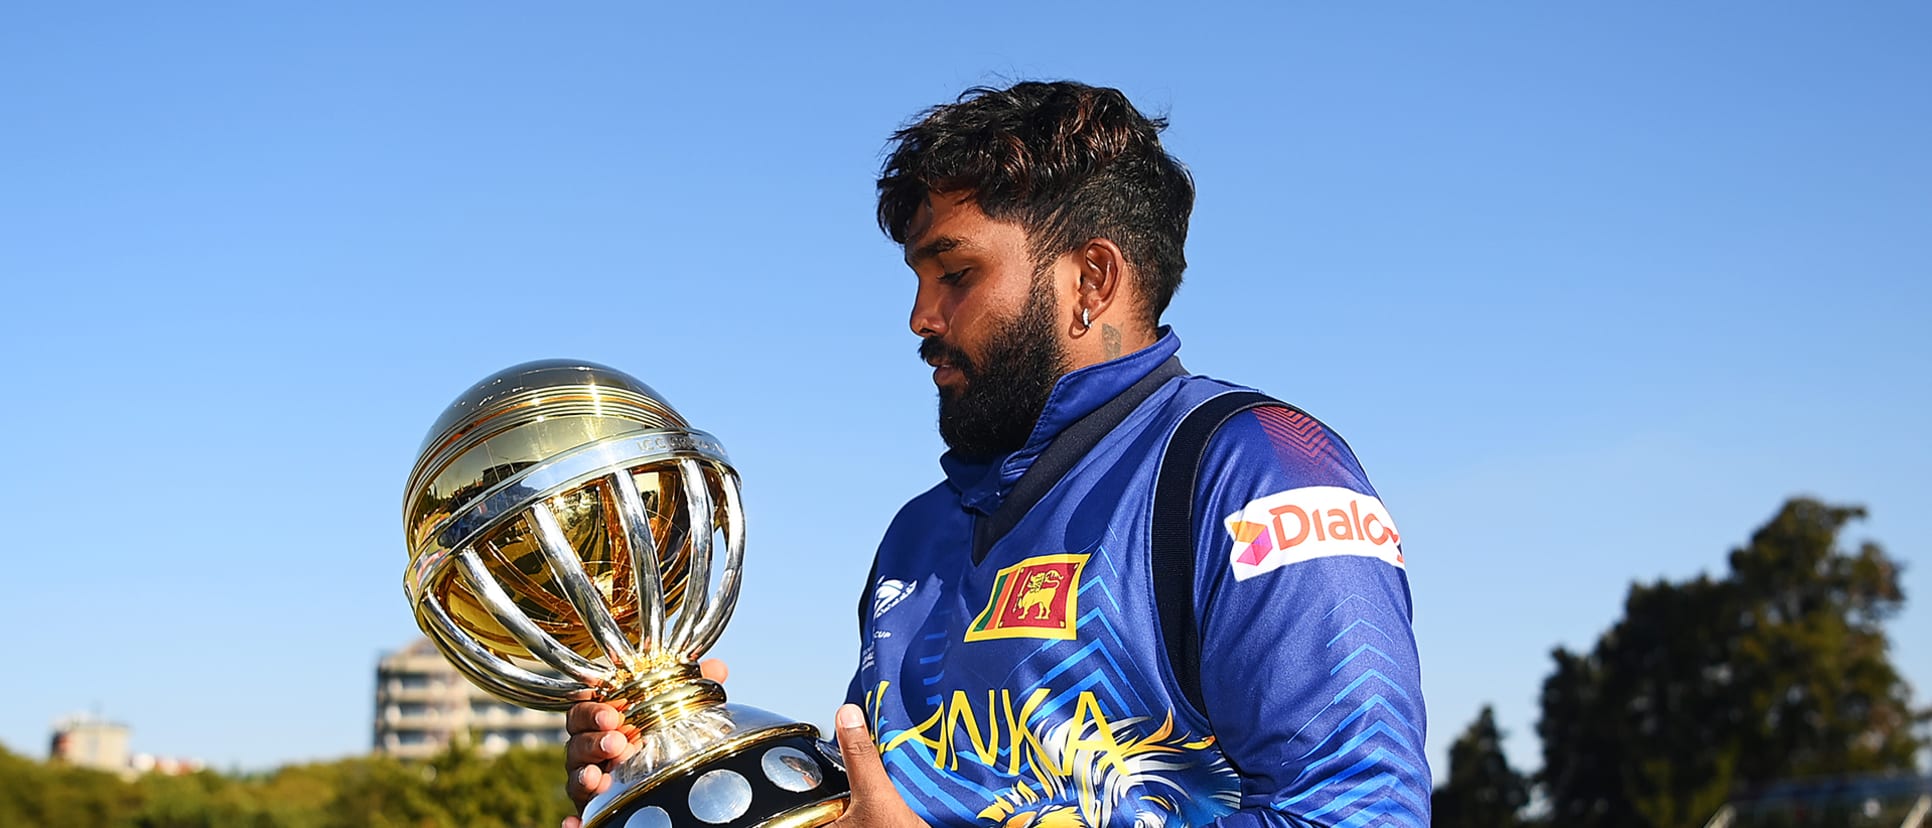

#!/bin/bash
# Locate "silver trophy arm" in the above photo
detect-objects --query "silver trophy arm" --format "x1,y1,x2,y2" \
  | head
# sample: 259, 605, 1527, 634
421, 597, 585, 707
611, 469, 669, 655
684, 465, 745, 661
454, 544, 614, 685
530, 502, 642, 673
666, 457, 715, 655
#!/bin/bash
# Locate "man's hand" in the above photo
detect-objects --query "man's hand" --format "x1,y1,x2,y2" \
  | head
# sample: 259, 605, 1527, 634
562, 658, 728, 828
828, 703, 929, 828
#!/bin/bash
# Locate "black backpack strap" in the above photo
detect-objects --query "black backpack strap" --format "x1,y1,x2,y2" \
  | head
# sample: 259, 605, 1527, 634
972, 357, 1187, 564
1151, 390, 1285, 717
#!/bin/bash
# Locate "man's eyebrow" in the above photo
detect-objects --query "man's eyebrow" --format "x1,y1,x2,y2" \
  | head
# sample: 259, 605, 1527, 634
906, 235, 969, 266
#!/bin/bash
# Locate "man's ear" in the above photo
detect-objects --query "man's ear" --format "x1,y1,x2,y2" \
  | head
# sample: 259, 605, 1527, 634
1075, 237, 1129, 329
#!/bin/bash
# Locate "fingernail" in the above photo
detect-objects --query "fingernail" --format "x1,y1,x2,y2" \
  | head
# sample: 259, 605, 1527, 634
836, 704, 864, 730
594, 709, 619, 730
601, 733, 624, 753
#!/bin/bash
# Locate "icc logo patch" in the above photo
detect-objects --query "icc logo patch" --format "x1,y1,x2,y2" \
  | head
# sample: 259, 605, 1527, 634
964, 554, 1088, 642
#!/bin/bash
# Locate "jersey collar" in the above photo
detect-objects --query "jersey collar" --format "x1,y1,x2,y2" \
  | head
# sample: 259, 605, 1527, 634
940, 327, 1182, 514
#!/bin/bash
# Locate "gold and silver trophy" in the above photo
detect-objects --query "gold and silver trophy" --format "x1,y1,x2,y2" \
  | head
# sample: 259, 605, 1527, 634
401, 360, 851, 828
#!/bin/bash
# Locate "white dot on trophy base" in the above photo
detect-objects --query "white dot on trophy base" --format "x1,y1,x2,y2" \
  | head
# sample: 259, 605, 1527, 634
625, 806, 671, 828
688, 769, 753, 824
761, 746, 824, 793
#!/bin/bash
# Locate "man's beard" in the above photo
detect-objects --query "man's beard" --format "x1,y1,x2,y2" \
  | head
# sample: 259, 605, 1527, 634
919, 272, 1068, 461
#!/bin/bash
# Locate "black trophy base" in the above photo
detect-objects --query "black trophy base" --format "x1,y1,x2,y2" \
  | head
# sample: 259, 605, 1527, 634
592, 733, 851, 828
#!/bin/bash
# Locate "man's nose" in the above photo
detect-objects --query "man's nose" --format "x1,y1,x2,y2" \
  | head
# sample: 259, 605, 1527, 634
909, 285, 945, 338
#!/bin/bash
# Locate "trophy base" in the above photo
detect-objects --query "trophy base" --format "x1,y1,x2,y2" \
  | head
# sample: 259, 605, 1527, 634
584, 704, 851, 828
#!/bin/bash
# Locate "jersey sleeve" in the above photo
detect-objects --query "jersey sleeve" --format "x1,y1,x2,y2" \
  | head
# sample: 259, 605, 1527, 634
1186, 406, 1430, 827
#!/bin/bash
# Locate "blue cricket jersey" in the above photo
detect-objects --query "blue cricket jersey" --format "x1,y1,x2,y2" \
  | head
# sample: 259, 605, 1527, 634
849, 330, 1430, 828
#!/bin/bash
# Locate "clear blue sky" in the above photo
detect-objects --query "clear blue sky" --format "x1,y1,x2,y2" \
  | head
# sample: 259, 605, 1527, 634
2, 3, 1927, 779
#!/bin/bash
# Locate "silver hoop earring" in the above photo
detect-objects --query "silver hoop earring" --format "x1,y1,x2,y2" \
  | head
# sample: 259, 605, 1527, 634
1081, 308, 1092, 329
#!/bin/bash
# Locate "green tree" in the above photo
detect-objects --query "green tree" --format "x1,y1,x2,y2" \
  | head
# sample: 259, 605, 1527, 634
1432, 705, 1529, 828
0, 741, 571, 828
0, 744, 143, 827
318, 754, 450, 828
1536, 497, 1921, 828
1725, 500, 1919, 780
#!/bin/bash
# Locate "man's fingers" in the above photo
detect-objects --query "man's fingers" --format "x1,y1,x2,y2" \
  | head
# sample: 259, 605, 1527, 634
567, 731, 631, 767
700, 658, 729, 683
832, 704, 926, 827
566, 762, 605, 808
833, 704, 896, 805
563, 818, 583, 828
567, 701, 623, 735
564, 701, 630, 815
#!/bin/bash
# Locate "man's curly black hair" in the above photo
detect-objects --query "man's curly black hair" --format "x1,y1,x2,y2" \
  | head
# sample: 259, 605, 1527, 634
876, 81, 1196, 326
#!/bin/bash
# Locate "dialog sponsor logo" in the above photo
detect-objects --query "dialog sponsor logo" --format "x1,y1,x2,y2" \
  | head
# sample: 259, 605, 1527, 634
1223, 486, 1403, 580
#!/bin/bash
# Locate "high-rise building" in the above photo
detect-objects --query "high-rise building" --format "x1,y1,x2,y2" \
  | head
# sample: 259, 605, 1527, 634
373, 637, 567, 759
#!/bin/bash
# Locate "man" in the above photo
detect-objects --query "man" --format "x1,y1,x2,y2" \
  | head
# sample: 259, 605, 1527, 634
567, 81, 1429, 828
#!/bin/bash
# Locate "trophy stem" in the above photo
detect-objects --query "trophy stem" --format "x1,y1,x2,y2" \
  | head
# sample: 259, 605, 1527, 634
609, 663, 728, 733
